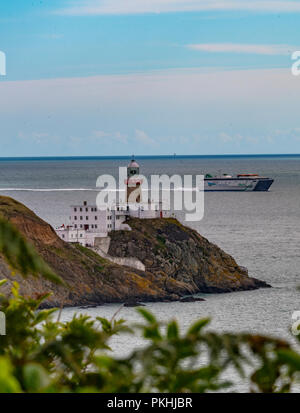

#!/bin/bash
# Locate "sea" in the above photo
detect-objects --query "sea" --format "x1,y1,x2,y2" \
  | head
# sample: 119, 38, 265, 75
0, 155, 299, 390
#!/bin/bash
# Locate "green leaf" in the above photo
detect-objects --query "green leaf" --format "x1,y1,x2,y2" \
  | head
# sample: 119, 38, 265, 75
23, 363, 50, 392
136, 308, 157, 324
167, 320, 179, 340
97, 317, 112, 333
277, 349, 300, 370
187, 318, 210, 336
0, 357, 22, 393
0, 279, 7, 288
33, 308, 58, 326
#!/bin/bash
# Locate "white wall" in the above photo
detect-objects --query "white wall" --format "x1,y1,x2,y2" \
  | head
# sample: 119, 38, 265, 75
69, 202, 111, 233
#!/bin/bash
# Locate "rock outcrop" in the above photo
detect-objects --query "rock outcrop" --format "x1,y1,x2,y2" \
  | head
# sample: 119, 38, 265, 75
108, 218, 270, 294
0, 196, 269, 308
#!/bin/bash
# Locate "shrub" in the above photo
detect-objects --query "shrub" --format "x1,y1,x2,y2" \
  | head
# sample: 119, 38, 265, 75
0, 217, 299, 393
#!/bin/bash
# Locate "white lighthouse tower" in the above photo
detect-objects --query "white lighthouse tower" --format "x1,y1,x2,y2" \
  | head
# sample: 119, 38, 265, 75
126, 157, 143, 204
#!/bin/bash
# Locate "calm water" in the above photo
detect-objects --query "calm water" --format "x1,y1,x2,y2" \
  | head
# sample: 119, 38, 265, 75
0, 155, 299, 389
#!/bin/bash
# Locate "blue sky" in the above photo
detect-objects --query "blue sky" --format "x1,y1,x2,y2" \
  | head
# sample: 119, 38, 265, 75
1, 1, 300, 156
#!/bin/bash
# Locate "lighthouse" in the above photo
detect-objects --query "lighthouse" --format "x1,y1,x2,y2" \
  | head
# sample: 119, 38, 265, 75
126, 158, 143, 204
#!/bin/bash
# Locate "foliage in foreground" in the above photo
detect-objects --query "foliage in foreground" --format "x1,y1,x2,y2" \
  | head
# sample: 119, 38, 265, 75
0, 218, 299, 393
0, 282, 300, 393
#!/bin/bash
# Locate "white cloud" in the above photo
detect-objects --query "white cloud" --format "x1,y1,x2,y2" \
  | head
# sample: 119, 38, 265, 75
135, 129, 155, 145
187, 43, 297, 55
219, 132, 243, 144
18, 131, 58, 144
92, 130, 128, 143
1, 67, 299, 115
55, 0, 300, 16
219, 132, 233, 143
271, 127, 300, 141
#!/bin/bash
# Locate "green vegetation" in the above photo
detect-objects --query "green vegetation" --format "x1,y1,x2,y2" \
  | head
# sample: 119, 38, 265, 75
156, 235, 166, 248
0, 217, 63, 285
0, 217, 299, 393
74, 243, 107, 262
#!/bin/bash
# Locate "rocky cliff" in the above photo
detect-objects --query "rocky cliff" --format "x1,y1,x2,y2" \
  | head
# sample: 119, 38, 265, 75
108, 218, 269, 294
0, 196, 269, 308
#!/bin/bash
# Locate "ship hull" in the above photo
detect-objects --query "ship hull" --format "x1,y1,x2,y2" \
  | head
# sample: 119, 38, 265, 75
204, 178, 274, 192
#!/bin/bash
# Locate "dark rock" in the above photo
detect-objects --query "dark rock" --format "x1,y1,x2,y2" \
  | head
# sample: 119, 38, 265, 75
78, 305, 100, 309
180, 296, 205, 302
124, 301, 145, 307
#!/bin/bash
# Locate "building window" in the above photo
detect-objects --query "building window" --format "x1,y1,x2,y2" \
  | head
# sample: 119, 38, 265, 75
95, 216, 97, 220
74, 208, 77, 212
91, 224, 94, 229
95, 224, 97, 228
80, 224, 82, 228
80, 234, 83, 237
62, 234, 64, 238
80, 216, 83, 220
86, 208, 88, 212
74, 216, 77, 220
74, 224, 77, 228
86, 216, 88, 220
80, 207, 82, 212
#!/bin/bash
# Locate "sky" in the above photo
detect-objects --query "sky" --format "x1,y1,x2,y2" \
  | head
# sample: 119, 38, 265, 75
0, 0, 300, 156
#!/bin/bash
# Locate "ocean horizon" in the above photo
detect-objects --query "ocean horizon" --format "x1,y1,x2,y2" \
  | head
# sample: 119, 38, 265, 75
0, 153, 299, 161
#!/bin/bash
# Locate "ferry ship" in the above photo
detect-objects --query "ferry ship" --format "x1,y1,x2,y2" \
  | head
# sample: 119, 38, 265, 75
204, 173, 274, 191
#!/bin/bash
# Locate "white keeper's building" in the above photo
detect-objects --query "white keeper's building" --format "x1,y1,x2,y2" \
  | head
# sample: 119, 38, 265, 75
55, 159, 168, 247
